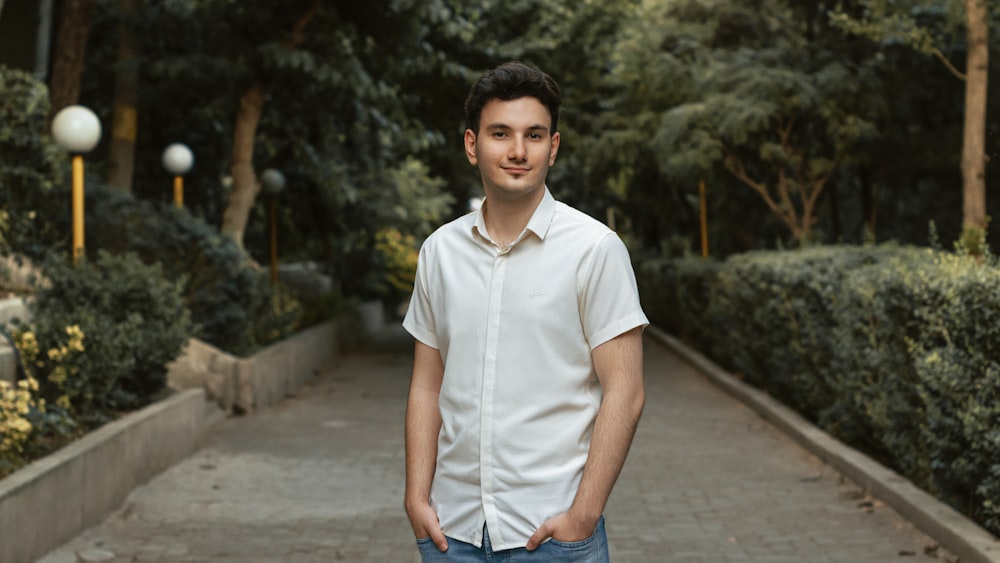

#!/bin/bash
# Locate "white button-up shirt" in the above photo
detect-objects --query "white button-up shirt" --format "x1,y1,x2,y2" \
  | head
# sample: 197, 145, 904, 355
403, 188, 648, 551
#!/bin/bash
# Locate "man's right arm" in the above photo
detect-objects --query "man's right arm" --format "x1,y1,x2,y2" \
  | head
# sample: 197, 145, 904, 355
404, 340, 448, 552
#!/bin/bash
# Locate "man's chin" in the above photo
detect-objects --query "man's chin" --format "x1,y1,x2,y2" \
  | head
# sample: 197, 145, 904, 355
487, 183, 543, 201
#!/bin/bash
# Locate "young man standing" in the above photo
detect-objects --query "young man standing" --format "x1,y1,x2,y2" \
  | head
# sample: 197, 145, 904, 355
403, 61, 648, 562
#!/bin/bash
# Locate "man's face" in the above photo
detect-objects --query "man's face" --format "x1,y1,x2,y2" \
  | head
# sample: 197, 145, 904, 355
464, 97, 560, 202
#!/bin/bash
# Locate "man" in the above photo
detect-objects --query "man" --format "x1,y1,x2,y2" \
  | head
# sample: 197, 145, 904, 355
403, 61, 648, 562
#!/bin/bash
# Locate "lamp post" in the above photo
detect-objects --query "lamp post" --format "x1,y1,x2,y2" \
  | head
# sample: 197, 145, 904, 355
51, 105, 102, 265
260, 168, 286, 286
162, 143, 194, 208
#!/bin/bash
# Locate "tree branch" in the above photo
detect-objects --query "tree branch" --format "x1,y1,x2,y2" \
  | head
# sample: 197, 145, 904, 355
284, 0, 322, 48
725, 154, 789, 226
932, 47, 966, 81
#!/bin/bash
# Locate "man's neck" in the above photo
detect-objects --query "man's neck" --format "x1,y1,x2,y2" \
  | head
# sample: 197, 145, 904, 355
483, 188, 545, 247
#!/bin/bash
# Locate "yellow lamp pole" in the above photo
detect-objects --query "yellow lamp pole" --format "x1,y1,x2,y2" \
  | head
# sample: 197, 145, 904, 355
260, 168, 287, 286
72, 155, 85, 262
52, 105, 102, 265
174, 176, 184, 207
162, 143, 194, 208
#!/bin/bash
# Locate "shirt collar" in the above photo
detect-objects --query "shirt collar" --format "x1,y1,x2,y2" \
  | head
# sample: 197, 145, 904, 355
471, 187, 557, 243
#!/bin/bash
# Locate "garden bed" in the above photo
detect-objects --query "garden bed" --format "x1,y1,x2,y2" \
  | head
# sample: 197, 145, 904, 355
0, 313, 360, 563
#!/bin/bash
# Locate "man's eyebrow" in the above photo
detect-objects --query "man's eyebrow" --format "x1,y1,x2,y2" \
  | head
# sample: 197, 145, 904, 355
483, 122, 550, 133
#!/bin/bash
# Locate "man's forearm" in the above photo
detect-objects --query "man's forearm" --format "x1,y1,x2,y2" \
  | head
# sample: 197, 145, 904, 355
572, 328, 645, 522
404, 341, 445, 516
405, 386, 441, 509
570, 385, 644, 521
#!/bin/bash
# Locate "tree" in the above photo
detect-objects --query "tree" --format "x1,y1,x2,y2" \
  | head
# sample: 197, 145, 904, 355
219, 0, 321, 247
647, 0, 879, 244
831, 0, 991, 244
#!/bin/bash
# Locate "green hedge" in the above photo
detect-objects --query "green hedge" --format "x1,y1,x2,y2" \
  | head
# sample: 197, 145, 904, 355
638, 245, 1000, 535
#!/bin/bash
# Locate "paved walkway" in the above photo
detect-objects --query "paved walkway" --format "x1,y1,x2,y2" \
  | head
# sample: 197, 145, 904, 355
39, 330, 952, 562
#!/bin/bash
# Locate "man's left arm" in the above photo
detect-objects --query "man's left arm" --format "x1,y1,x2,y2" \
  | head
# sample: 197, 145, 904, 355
526, 326, 645, 549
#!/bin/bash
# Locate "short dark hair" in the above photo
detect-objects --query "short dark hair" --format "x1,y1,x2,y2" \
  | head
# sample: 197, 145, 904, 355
464, 61, 561, 135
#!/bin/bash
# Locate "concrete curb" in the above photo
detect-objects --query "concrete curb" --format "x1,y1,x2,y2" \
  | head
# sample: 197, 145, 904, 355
647, 326, 1000, 563
0, 388, 209, 563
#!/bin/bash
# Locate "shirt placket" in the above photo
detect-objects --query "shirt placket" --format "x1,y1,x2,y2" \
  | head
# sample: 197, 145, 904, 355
480, 245, 508, 546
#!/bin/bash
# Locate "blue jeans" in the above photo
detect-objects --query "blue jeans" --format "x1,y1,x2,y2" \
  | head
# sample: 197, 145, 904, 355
416, 516, 609, 562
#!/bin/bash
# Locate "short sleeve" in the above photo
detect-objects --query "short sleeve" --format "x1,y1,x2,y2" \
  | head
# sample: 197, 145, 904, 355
402, 243, 440, 349
579, 233, 649, 349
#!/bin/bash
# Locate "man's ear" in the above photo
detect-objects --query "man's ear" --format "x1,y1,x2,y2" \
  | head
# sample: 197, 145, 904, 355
464, 129, 478, 165
548, 131, 560, 166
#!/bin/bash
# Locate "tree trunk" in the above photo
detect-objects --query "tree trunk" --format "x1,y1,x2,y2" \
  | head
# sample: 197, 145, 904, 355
220, 81, 268, 246
107, 0, 140, 193
218, 0, 322, 247
48, 0, 95, 118
961, 0, 988, 231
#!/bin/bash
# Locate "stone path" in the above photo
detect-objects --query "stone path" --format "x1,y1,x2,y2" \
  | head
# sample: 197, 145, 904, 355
39, 332, 951, 562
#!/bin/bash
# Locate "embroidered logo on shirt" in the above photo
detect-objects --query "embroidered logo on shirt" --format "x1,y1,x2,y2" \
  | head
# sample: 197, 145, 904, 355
529, 290, 545, 298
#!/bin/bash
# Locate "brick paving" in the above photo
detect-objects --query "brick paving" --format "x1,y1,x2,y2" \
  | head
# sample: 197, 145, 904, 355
38, 330, 952, 562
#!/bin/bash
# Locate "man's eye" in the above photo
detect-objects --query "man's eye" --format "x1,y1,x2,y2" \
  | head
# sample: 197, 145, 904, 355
492, 131, 507, 138
529, 133, 543, 140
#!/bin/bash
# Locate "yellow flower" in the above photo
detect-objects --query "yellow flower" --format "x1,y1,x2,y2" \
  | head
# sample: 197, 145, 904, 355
65, 325, 85, 352
49, 366, 67, 385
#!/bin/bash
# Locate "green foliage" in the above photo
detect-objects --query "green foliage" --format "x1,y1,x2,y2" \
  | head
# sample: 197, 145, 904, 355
23, 251, 194, 422
386, 157, 455, 240
829, 0, 963, 55
638, 244, 1000, 535
85, 186, 301, 356
369, 227, 419, 305
957, 223, 990, 259
647, 2, 882, 243
0, 65, 66, 257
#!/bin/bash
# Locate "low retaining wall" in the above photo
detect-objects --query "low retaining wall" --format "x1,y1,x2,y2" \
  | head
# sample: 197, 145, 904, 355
166, 315, 359, 413
0, 388, 208, 563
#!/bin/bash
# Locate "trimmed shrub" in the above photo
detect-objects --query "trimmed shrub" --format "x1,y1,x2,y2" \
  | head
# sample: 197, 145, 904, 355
637, 244, 1000, 535
23, 251, 194, 423
85, 186, 301, 356
635, 254, 722, 350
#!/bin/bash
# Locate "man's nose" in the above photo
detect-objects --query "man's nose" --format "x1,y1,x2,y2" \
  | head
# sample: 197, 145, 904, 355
508, 137, 527, 160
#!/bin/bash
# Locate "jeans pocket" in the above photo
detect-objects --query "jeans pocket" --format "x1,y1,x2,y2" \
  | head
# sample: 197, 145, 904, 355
547, 532, 597, 550
538, 516, 608, 562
